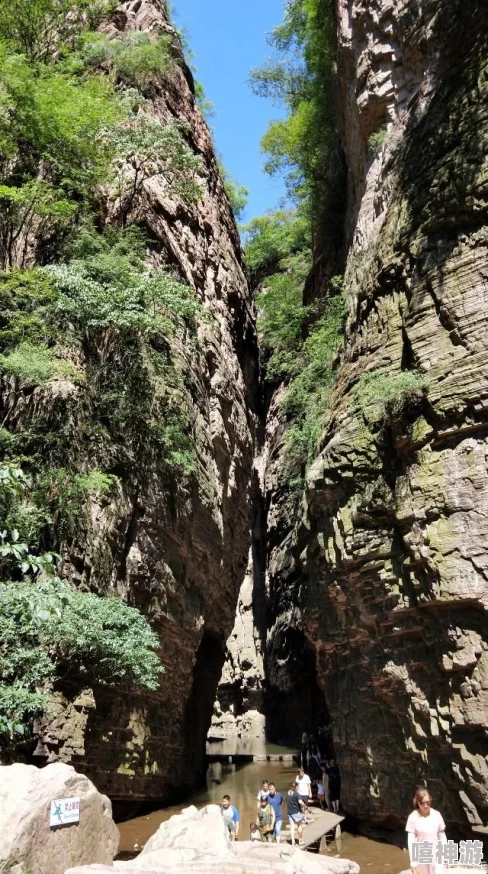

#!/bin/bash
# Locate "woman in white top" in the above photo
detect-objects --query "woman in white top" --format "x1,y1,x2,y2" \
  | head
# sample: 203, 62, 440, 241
406, 788, 447, 874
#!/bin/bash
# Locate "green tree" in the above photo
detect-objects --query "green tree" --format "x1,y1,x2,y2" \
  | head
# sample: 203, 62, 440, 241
0, 462, 163, 746
80, 31, 173, 89
109, 113, 202, 223
0, 0, 113, 62
243, 209, 309, 283
250, 0, 335, 219
218, 161, 248, 221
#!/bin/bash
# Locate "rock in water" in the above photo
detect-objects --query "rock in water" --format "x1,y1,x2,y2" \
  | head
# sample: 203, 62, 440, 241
0, 762, 119, 874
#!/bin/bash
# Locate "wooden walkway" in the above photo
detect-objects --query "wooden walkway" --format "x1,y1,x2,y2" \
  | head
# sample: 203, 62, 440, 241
281, 809, 344, 851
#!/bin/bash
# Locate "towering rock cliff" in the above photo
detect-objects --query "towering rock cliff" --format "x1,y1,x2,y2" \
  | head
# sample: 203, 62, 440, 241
0, 0, 256, 806
261, 0, 488, 837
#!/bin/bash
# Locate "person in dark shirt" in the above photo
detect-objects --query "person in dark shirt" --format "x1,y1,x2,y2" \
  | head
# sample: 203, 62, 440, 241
257, 797, 275, 842
326, 759, 341, 813
267, 782, 284, 843
286, 781, 306, 846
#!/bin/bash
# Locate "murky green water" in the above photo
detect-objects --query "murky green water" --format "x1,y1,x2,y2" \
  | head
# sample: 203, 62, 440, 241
117, 755, 408, 873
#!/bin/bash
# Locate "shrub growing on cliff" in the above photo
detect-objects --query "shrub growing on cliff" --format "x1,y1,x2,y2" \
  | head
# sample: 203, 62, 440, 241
0, 0, 115, 62
0, 268, 57, 349
0, 462, 163, 746
80, 31, 173, 89
0, 578, 163, 743
46, 250, 203, 336
355, 370, 428, 422
0, 341, 79, 385
257, 251, 311, 381
35, 466, 118, 538
282, 289, 345, 459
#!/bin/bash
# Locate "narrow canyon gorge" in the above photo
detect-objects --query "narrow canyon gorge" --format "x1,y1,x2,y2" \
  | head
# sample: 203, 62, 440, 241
0, 0, 487, 851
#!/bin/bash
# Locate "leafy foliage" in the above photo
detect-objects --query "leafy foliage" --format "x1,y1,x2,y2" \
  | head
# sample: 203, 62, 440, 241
80, 31, 173, 89
0, 0, 115, 62
246, 1, 351, 467
0, 463, 53, 576
44, 225, 204, 335
218, 161, 248, 221
250, 0, 336, 216
257, 251, 311, 380
0, 6, 202, 265
0, 268, 57, 349
35, 466, 118, 538
0, 462, 163, 744
108, 112, 202, 222
194, 79, 215, 121
0, 47, 123, 266
0, 577, 163, 741
243, 209, 309, 283
354, 371, 428, 421
248, 207, 345, 461
0, 341, 79, 385
368, 127, 388, 158
0, 49, 123, 183
282, 291, 344, 459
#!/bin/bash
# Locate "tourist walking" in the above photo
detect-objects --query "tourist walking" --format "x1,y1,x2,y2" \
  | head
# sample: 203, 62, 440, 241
406, 788, 447, 874
316, 779, 325, 809
256, 779, 269, 807
249, 822, 261, 841
267, 781, 284, 843
322, 761, 331, 810
286, 781, 307, 846
221, 794, 240, 840
257, 796, 275, 842
326, 759, 341, 813
308, 747, 322, 781
295, 767, 313, 819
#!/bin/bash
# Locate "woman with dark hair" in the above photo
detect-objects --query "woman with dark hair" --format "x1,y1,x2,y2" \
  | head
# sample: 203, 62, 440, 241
406, 788, 447, 874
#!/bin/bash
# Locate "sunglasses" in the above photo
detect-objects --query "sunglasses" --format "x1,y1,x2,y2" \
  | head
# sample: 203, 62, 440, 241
419, 801, 431, 807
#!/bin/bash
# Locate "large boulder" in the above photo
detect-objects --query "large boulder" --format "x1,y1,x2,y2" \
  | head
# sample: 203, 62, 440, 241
0, 762, 119, 874
139, 804, 231, 859
64, 805, 358, 874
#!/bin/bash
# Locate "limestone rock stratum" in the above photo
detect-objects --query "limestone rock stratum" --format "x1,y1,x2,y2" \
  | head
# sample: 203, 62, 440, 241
263, 0, 488, 837
0, 762, 119, 874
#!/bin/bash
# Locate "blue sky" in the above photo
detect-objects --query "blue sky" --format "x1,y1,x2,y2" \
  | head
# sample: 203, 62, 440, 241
173, 0, 287, 223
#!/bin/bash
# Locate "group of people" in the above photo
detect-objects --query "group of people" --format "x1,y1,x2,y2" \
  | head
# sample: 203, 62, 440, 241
220, 764, 337, 846
222, 766, 450, 870
300, 731, 341, 813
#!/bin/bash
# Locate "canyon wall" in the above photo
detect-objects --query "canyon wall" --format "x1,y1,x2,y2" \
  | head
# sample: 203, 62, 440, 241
1, 0, 256, 806
264, 0, 488, 837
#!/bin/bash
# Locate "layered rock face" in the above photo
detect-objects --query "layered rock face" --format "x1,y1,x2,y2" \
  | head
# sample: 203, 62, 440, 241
266, 0, 488, 835
1, 0, 256, 804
